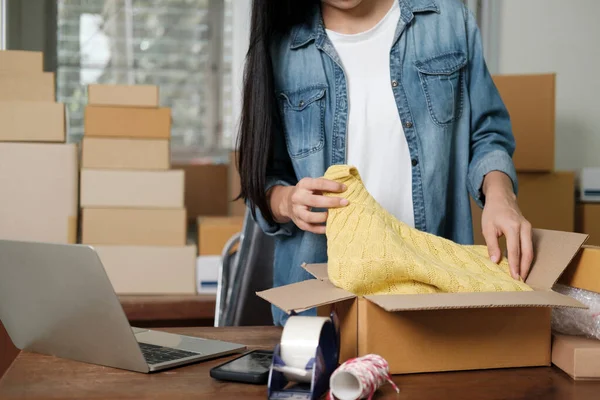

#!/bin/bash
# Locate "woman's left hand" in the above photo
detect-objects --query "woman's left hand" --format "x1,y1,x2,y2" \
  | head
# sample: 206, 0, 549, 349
480, 171, 533, 281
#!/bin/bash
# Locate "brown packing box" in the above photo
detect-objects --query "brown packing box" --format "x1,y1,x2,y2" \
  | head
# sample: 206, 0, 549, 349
84, 106, 171, 139
552, 335, 600, 380
173, 163, 229, 219
471, 172, 575, 246
558, 246, 600, 294
0, 50, 43, 72
492, 74, 555, 172
88, 84, 159, 107
576, 203, 600, 246
0, 143, 78, 244
198, 216, 244, 256
0, 101, 65, 142
229, 151, 246, 216
258, 229, 588, 374
81, 137, 170, 170
82, 208, 186, 246
80, 169, 184, 209
0, 73, 55, 101
94, 245, 197, 294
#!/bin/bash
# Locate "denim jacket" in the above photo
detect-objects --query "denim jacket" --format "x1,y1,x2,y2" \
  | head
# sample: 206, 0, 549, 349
254, 0, 517, 326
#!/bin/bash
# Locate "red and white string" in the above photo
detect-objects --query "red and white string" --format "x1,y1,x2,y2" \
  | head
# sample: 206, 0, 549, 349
328, 354, 399, 400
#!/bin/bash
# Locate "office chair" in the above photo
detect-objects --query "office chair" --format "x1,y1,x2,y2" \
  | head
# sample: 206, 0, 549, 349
215, 209, 275, 327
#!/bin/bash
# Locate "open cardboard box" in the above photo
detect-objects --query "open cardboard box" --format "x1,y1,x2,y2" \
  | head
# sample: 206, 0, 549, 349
258, 229, 589, 374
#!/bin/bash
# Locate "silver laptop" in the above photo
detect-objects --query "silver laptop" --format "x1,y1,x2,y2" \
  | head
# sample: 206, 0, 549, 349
0, 240, 246, 373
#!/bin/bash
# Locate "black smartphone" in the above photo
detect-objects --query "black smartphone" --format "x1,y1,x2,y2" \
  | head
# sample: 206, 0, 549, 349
209, 349, 273, 385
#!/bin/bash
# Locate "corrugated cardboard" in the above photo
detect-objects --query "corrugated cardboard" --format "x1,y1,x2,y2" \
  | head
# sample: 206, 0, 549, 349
471, 172, 575, 246
84, 106, 171, 139
0, 143, 78, 244
492, 74, 555, 172
0, 50, 42, 72
576, 203, 600, 246
82, 208, 186, 246
558, 246, 600, 294
229, 151, 246, 216
258, 229, 588, 374
81, 137, 170, 170
0, 73, 54, 101
80, 169, 184, 209
88, 84, 159, 107
0, 101, 65, 142
552, 334, 600, 380
173, 163, 229, 219
198, 216, 244, 255
94, 245, 196, 294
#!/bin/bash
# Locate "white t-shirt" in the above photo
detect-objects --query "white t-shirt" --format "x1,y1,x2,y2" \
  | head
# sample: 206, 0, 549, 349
327, 1, 415, 227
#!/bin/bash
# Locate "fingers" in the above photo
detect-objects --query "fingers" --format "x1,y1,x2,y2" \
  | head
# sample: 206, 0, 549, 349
483, 228, 502, 264
298, 208, 328, 225
298, 177, 346, 193
291, 188, 348, 210
306, 194, 348, 209
519, 221, 534, 280
505, 223, 521, 280
295, 218, 327, 235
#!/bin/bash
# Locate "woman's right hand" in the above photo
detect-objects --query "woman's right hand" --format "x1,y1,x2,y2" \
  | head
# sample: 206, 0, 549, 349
268, 178, 348, 234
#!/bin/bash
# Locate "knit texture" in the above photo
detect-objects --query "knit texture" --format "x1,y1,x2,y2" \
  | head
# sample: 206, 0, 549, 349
324, 165, 532, 295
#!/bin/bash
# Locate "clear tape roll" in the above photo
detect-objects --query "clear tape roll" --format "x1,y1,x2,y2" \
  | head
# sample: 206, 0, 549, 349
278, 316, 330, 383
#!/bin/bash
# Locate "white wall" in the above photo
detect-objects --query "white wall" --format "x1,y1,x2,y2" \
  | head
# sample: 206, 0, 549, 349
496, 0, 600, 171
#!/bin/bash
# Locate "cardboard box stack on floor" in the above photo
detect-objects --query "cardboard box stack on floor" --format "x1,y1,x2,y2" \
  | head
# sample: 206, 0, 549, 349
471, 74, 575, 246
575, 169, 600, 246
190, 152, 246, 293
553, 246, 600, 380
80, 84, 195, 295
0, 50, 78, 244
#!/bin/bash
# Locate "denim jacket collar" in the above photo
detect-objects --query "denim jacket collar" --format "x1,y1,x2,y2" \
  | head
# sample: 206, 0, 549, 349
290, 0, 440, 50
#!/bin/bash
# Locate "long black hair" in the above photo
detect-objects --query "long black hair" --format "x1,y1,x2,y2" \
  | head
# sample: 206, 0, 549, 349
236, 0, 318, 224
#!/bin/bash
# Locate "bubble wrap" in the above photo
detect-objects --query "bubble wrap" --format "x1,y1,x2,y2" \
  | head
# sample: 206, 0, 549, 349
552, 284, 600, 340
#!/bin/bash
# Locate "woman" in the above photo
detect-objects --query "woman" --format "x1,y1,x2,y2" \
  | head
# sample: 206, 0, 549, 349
237, 0, 533, 326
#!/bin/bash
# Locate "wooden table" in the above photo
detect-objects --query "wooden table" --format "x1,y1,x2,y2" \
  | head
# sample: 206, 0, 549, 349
119, 294, 216, 327
1, 326, 599, 399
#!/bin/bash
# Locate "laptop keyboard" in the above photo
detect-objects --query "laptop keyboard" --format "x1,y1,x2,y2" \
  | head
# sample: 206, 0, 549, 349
139, 342, 201, 365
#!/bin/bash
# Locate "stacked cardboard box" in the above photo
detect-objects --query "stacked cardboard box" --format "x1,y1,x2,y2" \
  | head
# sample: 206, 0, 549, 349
576, 204, 600, 246
0, 50, 77, 244
80, 84, 195, 294
575, 170, 600, 246
188, 152, 246, 293
553, 246, 600, 380
471, 74, 575, 246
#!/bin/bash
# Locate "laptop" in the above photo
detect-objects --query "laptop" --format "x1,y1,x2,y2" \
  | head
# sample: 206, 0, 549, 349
0, 240, 246, 373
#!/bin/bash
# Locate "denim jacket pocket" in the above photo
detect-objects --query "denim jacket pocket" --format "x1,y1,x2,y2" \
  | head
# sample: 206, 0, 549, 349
278, 86, 326, 159
415, 51, 467, 126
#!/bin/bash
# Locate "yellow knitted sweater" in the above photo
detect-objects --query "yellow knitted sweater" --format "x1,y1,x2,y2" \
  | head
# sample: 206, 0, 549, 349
324, 165, 531, 295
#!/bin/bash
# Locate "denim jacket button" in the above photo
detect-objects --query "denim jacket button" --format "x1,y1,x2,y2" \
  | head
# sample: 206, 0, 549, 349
411, 158, 418, 167
404, 121, 413, 128
391, 80, 399, 87
298, 100, 305, 107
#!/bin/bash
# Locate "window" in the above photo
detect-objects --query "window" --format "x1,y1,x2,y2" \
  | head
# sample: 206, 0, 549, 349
56, 0, 233, 162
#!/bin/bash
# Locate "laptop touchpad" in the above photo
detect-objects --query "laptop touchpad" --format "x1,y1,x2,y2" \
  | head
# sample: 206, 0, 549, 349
135, 330, 205, 353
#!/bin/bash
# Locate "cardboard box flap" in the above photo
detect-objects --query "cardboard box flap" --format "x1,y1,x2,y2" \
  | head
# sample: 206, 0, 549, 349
257, 279, 355, 313
302, 263, 329, 281
364, 290, 586, 312
525, 229, 588, 289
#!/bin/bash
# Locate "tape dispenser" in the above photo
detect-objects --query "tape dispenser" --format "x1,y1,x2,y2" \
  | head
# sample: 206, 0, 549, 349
268, 312, 340, 400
